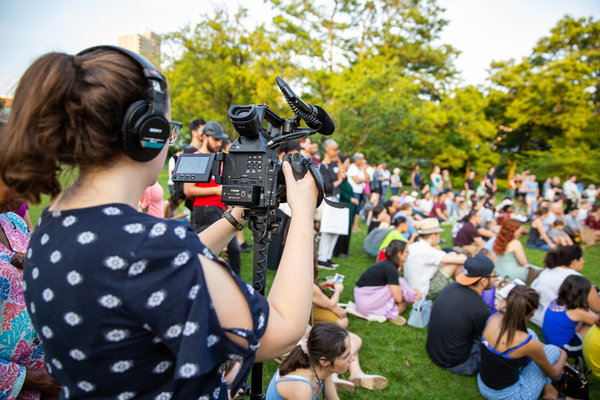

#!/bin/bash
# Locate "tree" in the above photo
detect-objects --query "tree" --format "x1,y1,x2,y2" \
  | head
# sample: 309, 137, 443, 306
487, 16, 600, 181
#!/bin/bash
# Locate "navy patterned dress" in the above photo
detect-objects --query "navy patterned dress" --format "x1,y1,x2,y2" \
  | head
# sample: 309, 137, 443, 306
24, 204, 268, 399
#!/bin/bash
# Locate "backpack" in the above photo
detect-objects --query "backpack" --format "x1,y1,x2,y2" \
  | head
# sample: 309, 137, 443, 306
363, 228, 393, 258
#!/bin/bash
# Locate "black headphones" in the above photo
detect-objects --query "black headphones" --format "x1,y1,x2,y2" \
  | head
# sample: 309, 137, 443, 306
77, 45, 170, 162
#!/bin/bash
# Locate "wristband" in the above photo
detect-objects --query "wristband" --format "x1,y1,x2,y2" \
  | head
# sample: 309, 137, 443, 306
223, 210, 244, 231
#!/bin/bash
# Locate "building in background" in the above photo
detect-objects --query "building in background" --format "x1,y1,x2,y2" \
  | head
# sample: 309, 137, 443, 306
118, 30, 161, 63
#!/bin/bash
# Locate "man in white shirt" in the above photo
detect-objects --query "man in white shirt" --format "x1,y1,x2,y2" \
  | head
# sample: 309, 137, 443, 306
404, 219, 467, 299
562, 174, 580, 210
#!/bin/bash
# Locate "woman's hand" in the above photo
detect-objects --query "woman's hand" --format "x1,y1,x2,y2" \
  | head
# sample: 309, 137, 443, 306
282, 161, 318, 217
331, 305, 347, 319
333, 283, 344, 293
414, 289, 422, 302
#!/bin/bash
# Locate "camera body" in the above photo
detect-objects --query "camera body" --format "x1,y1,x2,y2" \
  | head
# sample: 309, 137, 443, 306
172, 101, 325, 212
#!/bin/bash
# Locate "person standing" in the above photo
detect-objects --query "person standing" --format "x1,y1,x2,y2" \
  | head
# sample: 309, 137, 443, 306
464, 170, 476, 200
379, 163, 391, 202
483, 167, 497, 197
317, 140, 344, 269
183, 121, 243, 275
411, 165, 421, 192
347, 153, 368, 233
390, 168, 402, 196
430, 166, 443, 196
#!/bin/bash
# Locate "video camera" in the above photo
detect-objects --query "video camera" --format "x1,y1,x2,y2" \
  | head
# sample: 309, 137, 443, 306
172, 77, 335, 212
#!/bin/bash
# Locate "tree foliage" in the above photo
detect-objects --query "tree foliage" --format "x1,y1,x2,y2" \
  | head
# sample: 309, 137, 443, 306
161, 4, 598, 181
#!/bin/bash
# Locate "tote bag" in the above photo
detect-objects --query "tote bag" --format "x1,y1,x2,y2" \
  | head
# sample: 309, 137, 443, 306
407, 299, 433, 328
320, 203, 349, 235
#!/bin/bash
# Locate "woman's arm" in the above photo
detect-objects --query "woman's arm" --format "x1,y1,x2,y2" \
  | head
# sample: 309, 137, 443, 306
534, 219, 556, 249
389, 284, 404, 304
526, 340, 567, 380
313, 283, 343, 310
197, 206, 245, 255
323, 375, 340, 400
568, 308, 600, 326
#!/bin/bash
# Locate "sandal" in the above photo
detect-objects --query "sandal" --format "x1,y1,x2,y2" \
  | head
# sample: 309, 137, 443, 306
350, 374, 389, 390
331, 374, 355, 393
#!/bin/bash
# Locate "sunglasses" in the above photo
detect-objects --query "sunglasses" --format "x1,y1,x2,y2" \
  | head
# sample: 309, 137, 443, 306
168, 121, 183, 145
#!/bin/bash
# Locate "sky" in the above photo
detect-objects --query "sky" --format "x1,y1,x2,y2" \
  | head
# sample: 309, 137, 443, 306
1, 0, 599, 96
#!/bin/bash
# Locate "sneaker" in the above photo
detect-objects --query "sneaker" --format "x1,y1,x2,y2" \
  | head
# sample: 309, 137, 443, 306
317, 260, 337, 270
240, 242, 252, 250
327, 259, 339, 268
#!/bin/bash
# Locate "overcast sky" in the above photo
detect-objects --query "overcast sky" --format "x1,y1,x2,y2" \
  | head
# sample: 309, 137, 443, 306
1, 0, 598, 95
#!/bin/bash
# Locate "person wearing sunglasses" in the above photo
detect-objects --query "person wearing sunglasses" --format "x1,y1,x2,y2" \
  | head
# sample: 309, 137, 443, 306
0, 46, 318, 400
426, 254, 496, 376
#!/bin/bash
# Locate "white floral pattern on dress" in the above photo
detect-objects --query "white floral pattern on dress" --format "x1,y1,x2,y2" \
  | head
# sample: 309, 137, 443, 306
105, 329, 129, 342
172, 251, 191, 268
146, 290, 167, 308
27, 248, 32, 259
77, 381, 95, 392
29, 302, 35, 314
213, 387, 220, 399
51, 210, 61, 218
64, 312, 83, 326
117, 392, 136, 400
41, 233, 50, 245
77, 231, 97, 245
183, 321, 198, 336
103, 207, 122, 216
104, 256, 127, 270
42, 288, 54, 302
153, 360, 172, 374
164, 324, 182, 339
69, 349, 87, 361
62, 215, 77, 227
123, 223, 145, 234
41, 326, 54, 339
31, 267, 39, 279
258, 313, 265, 330
66, 270, 83, 286
110, 360, 134, 373
174, 226, 186, 239
98, 294, 122, 309
154, 392, 172, 400
63, 386, 70, 399
51, 358, 63, 370
246, 283, 255, 296
50, 250, 62, 263
188, 284, 200, 300
149, 222, 167, 238
128, 260, 148, 276
206, 335, 219, 347
179, 363, 198, 378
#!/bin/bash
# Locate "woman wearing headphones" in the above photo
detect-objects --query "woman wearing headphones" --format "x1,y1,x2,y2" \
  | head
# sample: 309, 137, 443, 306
0, 47, 318, 399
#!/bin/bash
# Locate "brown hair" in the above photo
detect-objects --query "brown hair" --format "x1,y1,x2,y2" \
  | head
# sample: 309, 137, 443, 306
385, 239, 407, 267
495, 285, 539, 348
493, 219, 521, 255
279, 322, 348, 376
0, 49, 167, 203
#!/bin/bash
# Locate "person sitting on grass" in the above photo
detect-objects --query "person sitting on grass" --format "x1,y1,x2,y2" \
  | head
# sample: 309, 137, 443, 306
354, 240, 420, 326
583, 318, 600, 378
530, 245, 600, 327
547, 219, 573, 247
378, 216, 409, 251
266, 323, 351, 400
367, 204, 390, 233
492, 219, 533, 283
542, 275, 600, 358
404, 218, 467, 300
477, 285, 569, 400
526, 207, 556, 250
426, 254, 494, 376
453, 210, 486, 255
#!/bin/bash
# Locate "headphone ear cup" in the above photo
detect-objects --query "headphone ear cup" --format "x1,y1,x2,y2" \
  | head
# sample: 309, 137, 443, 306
122, 100, 169, 162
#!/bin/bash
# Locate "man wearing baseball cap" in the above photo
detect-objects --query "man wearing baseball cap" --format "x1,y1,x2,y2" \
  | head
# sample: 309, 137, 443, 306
183, 121, 242, 275
426, 254, 495, 376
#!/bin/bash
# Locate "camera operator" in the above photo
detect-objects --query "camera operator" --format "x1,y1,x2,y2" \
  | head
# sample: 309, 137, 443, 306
183, 121, 243, 275
0, 46, 319, 399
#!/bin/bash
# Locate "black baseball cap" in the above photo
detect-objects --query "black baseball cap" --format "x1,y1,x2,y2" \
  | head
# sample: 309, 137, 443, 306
456, 254, 494, 286
202, 121, 228, 139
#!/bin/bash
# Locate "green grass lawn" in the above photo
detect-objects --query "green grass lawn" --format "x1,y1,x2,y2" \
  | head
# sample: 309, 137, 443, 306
27, 171, 599, 399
